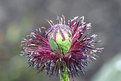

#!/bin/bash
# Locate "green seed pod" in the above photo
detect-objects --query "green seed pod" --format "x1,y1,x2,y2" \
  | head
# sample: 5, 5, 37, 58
48, 24, 72, 55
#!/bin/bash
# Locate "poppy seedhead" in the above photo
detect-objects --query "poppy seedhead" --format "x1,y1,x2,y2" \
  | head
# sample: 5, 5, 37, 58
20, 15, 103, 79
47, 24, 72, 55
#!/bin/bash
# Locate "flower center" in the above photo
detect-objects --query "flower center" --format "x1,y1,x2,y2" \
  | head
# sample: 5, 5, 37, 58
48, 24, 72, 55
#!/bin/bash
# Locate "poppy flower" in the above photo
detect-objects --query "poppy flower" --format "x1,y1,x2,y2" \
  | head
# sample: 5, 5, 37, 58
20, 15, 103, 80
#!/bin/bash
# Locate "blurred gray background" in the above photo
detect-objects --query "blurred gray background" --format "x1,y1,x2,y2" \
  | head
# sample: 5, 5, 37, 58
0, 0, 121, 81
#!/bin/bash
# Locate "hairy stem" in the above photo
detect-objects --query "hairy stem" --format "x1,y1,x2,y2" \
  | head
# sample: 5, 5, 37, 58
60, 65, 69, 81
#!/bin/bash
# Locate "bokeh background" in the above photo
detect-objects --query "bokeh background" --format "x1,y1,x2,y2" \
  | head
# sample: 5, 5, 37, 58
0, 0, 121, 81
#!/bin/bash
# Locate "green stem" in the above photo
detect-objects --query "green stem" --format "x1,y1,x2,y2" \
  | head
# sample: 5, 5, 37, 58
60, 65, 69, 81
